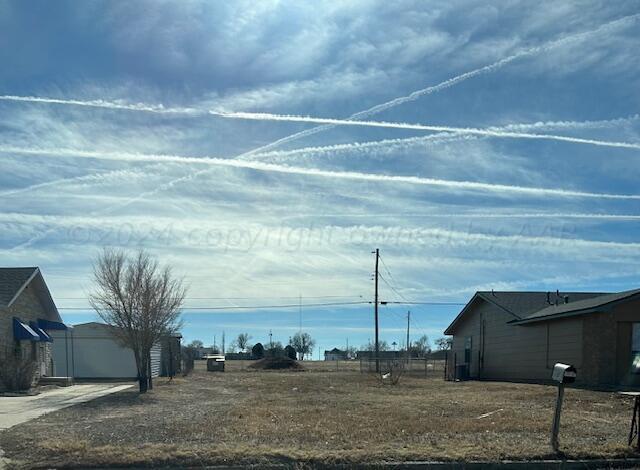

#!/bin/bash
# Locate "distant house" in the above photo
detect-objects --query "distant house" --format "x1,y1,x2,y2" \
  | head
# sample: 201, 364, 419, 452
324, 348, 348, 361
50, 322, 180, 380
0, 267, 69, 384
444, 288, 640, 387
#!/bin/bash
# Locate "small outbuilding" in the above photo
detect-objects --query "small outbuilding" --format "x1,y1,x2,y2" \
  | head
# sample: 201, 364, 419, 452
50, 322, 173, 380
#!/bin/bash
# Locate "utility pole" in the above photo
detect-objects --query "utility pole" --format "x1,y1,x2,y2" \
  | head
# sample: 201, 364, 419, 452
373, 248, 380, 373
269, 330, 273, 349
406, 311, 410, 357
222, 331, 225, 355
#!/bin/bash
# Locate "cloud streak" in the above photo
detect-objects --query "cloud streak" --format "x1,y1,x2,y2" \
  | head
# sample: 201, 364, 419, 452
2, 146, 639, 200
236, 12, 640, 156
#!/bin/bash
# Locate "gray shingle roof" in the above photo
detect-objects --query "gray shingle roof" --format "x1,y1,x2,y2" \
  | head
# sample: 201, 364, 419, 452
513, 287, 640, 324
0, 267, 39, 307
445, 290, 608, 334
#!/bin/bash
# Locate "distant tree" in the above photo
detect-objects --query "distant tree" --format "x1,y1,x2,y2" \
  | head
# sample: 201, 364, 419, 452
346, 345, 357, 359
412, 335, 431, 356
227, 343, 237, 353
188, 340, 203, 349
284, 344, 297, 360
235, 333, 252, 352
89, 248, 186, 394
434, 337, 453, 350
361, 340, 390, 352
266, 341, 284, 358
290, 332, 316, 360
252, 342, 265, 359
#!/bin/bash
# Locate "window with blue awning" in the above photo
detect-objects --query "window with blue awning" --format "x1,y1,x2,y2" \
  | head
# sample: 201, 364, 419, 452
13, 317, 40, 341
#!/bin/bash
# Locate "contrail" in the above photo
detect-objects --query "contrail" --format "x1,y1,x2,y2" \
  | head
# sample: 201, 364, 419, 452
212, 111, 640, 150
284, 212, 640, 221
2, 146, 639, 200
0, 169, 142, 198
490, 114, 640, 133
236, 12, 640, 156
0, 95, 199, 114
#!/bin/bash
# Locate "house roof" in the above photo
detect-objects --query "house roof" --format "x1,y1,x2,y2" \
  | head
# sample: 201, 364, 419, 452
0, 267, 62, 322
444, 290, 607, 335
0, 267, 39, 307
511, 287, 640, 325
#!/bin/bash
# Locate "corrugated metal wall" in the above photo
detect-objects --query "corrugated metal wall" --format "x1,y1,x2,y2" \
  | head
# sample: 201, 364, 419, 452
150, 344, 161, 378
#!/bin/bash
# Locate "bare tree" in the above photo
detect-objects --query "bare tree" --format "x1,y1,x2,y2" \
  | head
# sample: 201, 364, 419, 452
412, 335, 431, 357
434, 337, 453, 350
89, 248, 186, 393
235, 333, 251, 352
290, 332, 315, 360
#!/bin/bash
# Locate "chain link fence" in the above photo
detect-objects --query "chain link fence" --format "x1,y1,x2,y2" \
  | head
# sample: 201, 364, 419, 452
359, 356, 446, 378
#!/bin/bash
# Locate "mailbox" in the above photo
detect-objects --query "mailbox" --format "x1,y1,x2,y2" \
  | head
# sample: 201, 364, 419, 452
552, 363, 576, 384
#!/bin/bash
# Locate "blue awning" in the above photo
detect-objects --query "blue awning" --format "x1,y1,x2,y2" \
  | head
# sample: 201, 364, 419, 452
37, 318, 69, 331
13, 318, 40, 341
29, 322, 53, 342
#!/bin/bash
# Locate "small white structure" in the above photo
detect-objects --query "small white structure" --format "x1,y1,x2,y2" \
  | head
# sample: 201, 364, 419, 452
50, 322, 161, 380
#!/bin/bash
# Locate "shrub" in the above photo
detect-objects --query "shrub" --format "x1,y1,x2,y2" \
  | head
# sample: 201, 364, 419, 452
252, 342, 265, 359
0, 348, 36, 391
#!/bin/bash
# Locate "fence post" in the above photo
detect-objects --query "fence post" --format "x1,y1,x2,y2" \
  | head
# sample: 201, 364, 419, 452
444, 351, 448, 380
454, 353, 457, 381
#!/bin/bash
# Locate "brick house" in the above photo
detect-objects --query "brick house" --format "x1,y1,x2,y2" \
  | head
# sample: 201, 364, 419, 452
0, 267, 68, 383
444, 288, 640, 387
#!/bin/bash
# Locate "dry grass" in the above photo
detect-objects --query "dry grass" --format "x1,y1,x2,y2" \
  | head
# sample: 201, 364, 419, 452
1, 361, 637, 468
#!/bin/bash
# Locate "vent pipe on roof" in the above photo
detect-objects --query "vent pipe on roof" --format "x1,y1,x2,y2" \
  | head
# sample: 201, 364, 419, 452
564, 295, 569, 304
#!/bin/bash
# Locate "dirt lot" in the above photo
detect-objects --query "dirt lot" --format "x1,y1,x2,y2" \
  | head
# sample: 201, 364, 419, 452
1, 361, 637, 468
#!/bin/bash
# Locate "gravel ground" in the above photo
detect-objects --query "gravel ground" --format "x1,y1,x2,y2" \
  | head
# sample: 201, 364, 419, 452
0, 362, 637, 468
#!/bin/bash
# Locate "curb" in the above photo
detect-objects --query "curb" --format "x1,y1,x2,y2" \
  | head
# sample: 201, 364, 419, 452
88, 459, 640, 470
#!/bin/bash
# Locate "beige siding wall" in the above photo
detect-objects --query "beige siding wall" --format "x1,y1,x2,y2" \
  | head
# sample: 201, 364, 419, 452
452, 300, 584, 383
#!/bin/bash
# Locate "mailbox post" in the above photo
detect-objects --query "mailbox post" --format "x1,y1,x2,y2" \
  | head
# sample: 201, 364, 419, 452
550, 363, 577, 452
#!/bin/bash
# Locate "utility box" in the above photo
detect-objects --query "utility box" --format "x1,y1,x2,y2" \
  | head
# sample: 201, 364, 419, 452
455, 364, 469, 381
206, 355, 225, 372
552, 363, 576, 384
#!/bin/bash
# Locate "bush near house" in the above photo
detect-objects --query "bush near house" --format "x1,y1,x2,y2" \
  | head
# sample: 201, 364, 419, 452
0, 348, 36, 392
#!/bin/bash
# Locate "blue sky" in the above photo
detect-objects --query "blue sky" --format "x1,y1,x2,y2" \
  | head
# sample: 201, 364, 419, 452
1, 1, 639, 352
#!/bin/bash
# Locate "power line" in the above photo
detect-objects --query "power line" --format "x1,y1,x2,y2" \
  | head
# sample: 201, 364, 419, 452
55, 294, 364, 300
57, 300, 371, 311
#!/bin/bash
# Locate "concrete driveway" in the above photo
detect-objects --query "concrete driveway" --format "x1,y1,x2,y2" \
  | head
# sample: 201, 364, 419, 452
0, 383, 133, 430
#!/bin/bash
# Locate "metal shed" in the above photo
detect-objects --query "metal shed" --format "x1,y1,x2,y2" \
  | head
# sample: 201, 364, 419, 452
50, 322, 161, 380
